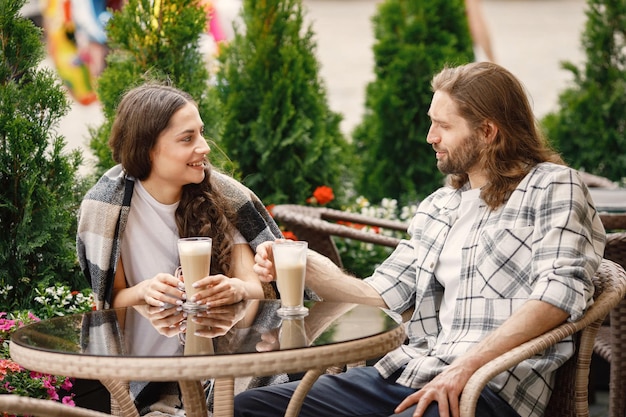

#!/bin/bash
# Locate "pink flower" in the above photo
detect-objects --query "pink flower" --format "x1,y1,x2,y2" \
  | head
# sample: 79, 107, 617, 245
0, 319, 15, 331
47, 388, 59, 401
62, 395, 76, 406
0, 359, 21, 375
42, 378, 55, 389
61, 378, 73, 391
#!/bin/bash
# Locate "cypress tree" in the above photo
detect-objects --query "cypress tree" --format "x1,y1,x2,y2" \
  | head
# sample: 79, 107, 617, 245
215, 0, 351, 205
0, 0, 86, 311
353, 0, 474, 204
89, 0, 223, 175
542, 0, 626, 182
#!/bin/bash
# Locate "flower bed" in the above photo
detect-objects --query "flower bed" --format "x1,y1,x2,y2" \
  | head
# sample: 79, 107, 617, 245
0, 285, 95, 416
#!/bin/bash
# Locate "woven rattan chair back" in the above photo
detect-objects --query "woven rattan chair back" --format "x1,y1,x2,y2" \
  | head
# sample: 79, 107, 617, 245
593, 230, 626, 417
462, 259, 626, 417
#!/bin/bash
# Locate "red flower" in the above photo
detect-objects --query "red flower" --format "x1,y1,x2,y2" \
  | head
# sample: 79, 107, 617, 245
266, 204, 276, 217
282, 230, 298, 241
308, 186, 334, 206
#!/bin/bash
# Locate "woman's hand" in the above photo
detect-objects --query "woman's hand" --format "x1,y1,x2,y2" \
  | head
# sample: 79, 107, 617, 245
112, 258, 185, 308
139, 273, 186, 307
252, 240, 279, 282
186, 274, 248, 307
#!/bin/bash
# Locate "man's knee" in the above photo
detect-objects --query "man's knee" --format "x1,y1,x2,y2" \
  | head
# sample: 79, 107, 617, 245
233, 389, 257, 417
234, 386, 291, 417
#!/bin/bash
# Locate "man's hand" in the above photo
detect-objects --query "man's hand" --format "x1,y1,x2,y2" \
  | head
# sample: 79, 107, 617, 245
253, 240, 279, 282
394, 361, 474, 417
395, 299, 570, 417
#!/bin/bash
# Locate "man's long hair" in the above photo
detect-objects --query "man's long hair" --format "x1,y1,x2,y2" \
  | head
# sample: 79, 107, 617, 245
109, 83, 236, 274
431, 62, 564, 210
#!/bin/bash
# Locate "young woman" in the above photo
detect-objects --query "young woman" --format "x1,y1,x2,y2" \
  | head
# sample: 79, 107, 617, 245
77, 82, 281, 311
76, 83, 287, 415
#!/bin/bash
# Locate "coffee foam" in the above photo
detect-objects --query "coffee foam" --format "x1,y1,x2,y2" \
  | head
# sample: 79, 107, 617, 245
178, 241, 212, 255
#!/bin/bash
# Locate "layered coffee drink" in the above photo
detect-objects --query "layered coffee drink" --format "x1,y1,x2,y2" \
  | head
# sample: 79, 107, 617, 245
178, 237, 212, 311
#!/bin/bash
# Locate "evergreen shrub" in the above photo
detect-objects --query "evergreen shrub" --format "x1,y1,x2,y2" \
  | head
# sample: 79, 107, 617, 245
215, 0, 352, 205
542, 0, 626, 182
0, 0, 87, 311
353, 0, 474, 204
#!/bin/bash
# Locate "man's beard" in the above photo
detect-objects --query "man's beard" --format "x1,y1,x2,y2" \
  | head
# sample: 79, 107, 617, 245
437, 133, 484, 175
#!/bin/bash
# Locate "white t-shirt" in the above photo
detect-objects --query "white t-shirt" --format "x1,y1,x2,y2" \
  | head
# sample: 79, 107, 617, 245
434, 187, 482, 337
121, 180, 180, 287
120, 180, 247, 287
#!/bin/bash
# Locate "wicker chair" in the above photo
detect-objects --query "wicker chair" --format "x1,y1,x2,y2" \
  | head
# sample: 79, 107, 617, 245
593, 220, 626, 417
461, 258, 626, 417
0, 394, 113, 417
579, 171, 619, 189
271, 204, 408, 268
272, 204, 626, 417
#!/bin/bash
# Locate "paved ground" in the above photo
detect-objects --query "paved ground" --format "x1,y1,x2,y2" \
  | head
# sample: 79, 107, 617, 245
48, 0, 588, 173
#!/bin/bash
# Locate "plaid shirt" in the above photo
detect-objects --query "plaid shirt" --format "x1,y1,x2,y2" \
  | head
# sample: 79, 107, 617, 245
365, 163, 605, 417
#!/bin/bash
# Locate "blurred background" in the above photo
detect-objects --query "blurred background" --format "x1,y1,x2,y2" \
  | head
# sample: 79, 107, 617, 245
22, 0, 587, 175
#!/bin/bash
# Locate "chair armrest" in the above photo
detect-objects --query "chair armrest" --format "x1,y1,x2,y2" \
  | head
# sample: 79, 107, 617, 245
318, 206, 409, 233
272, 204, 406, 248
459, 259, 626, 417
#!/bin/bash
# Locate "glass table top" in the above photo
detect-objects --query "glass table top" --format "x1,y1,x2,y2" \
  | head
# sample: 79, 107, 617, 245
11, 300, 400, 359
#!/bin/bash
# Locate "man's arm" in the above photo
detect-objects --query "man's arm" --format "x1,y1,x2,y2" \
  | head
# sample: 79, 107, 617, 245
305, 250, 387, 306
253, 241, 387, 308
395, 299, 568, 417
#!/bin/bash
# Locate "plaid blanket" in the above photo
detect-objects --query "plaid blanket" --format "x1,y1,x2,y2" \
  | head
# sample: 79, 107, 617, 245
77, 164, 283, 310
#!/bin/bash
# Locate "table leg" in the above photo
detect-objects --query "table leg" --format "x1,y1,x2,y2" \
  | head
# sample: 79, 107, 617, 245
284, 368, 324, 417
99, 378, 139, 417
213, 377, 235, 417
179, 380, 208, 417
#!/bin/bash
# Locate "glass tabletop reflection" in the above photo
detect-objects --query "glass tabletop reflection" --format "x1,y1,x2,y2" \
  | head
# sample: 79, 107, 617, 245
11, 300, 400, 359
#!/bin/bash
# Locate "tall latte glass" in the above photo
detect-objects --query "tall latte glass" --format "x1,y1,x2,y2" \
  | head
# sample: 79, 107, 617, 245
177, 237, 212, 312
273, 240, 308, 317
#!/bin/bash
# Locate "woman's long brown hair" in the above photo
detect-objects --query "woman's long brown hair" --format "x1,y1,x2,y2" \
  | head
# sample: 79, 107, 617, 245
109, 83, 237, 274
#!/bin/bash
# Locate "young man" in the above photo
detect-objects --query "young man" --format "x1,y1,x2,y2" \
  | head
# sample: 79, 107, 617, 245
239, 62, 606, 417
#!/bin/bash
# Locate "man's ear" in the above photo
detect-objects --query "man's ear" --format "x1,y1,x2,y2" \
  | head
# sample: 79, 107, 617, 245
481, 120, 498, 143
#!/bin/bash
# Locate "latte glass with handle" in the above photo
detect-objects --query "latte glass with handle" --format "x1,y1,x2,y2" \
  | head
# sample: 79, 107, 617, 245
273, 240, 308, 317
177, 237, 212, 312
